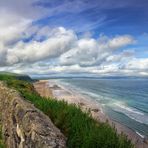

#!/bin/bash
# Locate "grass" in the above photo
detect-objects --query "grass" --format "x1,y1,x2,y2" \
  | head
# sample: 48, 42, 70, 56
0, 125, 5, 148
0, 74, 134, 148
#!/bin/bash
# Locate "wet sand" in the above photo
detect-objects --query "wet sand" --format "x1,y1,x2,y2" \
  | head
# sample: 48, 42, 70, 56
34, 80, 148, 148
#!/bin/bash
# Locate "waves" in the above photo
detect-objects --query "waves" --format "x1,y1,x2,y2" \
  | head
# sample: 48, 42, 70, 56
57, 78, 148, 136
136, 131, 145, 139
109, 102, 148, 125
59, 78, 148, 124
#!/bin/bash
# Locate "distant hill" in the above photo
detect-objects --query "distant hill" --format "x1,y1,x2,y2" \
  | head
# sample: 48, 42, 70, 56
0, 71, 33, 82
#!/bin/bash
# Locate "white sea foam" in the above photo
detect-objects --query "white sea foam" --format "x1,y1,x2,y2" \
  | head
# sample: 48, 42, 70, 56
110, 102, 148, 125
114, 102, 144, 115
136, 131, 145, 139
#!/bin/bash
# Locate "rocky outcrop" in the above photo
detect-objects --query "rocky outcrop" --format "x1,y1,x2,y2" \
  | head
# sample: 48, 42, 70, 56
0, 82, 66, 148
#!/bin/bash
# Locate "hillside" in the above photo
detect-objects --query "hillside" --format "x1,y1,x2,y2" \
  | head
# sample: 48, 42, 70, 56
0, 82, 66, 147
0, 73, 134, 148
0, 72, 33, 82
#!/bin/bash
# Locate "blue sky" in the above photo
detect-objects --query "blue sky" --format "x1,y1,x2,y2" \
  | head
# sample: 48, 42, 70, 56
34, 0, 148, 36
0, 0, 148, 76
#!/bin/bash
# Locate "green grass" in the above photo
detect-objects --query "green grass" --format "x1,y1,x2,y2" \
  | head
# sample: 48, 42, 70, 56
0, 125, 5, 148
0, 74, 134, 148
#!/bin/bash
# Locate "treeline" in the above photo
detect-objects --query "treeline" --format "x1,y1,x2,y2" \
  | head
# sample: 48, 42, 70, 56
0, 74, 134, 148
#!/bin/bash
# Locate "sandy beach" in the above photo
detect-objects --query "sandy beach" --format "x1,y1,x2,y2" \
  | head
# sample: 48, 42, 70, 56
34, 80, 148, 148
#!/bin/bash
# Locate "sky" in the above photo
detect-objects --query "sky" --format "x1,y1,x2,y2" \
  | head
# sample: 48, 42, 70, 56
0, 0, 148, 77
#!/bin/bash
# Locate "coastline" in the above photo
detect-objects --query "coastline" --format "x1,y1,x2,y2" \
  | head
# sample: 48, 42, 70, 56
34, 80, 148, 148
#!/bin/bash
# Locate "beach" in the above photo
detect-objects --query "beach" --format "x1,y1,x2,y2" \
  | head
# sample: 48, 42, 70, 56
34, 80, 148, 148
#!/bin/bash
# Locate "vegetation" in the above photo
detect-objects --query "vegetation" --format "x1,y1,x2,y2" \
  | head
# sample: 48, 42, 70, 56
0, 71, 33, 82
0, 73, 134, 148
0, 125, 5, 148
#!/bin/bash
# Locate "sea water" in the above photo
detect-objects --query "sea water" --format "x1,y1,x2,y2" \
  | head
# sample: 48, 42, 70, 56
58, 78, 148, 138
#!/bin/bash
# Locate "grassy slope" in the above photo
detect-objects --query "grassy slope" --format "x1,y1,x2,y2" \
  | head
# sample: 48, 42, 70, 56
0, 72, 33, 82
0, 125, 5, 148
0, 74, 134, 148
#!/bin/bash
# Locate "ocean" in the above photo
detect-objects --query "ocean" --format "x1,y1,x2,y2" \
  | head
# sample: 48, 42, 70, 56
57, 78, 148, 138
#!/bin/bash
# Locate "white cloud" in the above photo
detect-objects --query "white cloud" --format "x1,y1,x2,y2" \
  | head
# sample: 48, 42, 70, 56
5, 27, 77, 65
107, 35, 135, 49
106, 50, 135, 63
124, 58, 148, 70
0, 21, 134, 67
59, 35, 135, 67
0, 19, 147, 76
0, 0, 147, 77
0, 11, 31, 46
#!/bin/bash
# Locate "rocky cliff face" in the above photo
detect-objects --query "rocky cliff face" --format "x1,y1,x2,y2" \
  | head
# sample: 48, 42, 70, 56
0, 82, 66, 148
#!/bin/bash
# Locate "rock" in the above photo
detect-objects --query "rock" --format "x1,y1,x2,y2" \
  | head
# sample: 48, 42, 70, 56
91, 108, 100, 112
50, 85, 61, 90
143, 137, 148, 144
0, 82, 66, 148
80, 102, 85, 106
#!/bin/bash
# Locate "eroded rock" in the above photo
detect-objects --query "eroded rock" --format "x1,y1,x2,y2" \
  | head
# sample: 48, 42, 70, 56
0, 82, 66, 148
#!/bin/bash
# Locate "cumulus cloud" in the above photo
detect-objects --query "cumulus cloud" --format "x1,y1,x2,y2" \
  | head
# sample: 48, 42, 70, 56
59, 35, 135, 67
0, 0, 148, 77
5, 27, 77, 65
0, 19, 134, 67
0, 20, 147, 76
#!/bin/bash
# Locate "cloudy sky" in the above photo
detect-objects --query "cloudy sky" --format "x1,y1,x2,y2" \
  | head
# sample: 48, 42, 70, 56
0, 0, 148, 77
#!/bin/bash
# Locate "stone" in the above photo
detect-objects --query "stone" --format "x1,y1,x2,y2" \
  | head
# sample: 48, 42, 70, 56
0, 82, 66, 148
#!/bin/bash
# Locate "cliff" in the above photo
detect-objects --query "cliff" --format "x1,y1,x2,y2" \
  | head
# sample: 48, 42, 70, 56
0, 73, 135, 148
0, 82, 66, 148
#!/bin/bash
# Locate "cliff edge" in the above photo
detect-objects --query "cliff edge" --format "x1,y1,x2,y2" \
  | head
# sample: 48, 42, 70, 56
0, 82, 66, 148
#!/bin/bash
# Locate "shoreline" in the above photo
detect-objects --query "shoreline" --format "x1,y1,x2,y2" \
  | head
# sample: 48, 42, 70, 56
34, 80, 148, 148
